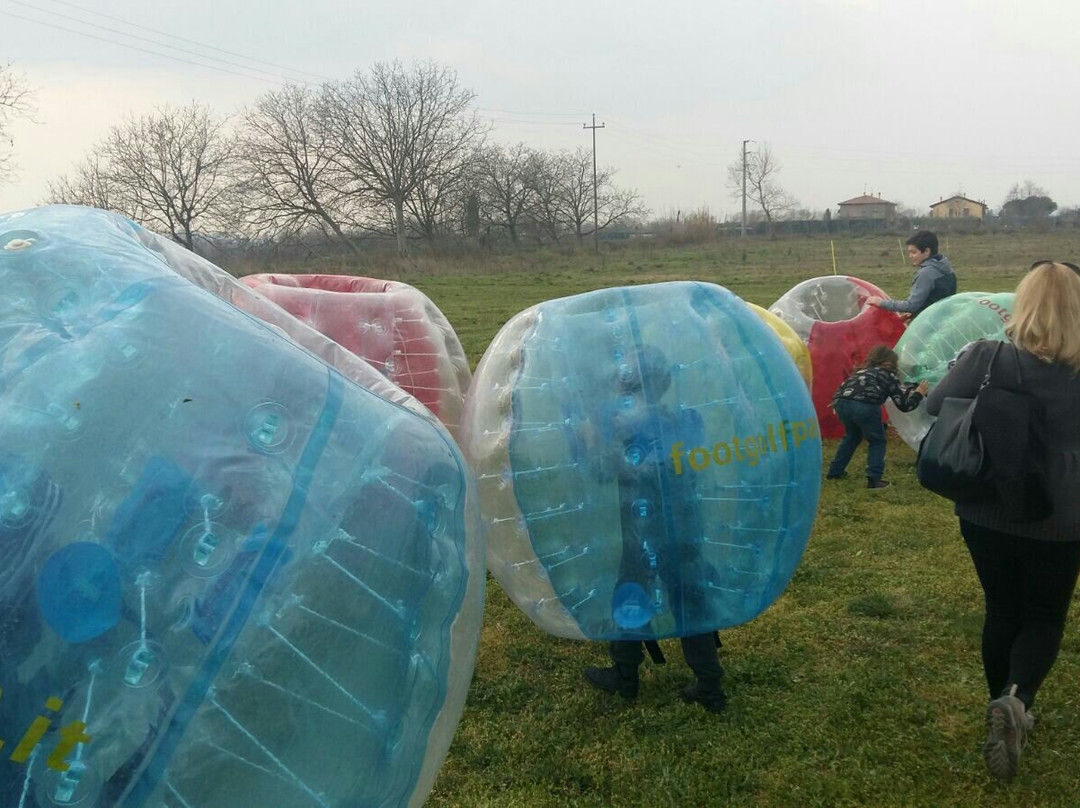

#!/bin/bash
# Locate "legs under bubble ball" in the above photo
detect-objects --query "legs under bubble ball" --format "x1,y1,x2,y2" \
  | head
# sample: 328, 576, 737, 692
462, 282, 822, 643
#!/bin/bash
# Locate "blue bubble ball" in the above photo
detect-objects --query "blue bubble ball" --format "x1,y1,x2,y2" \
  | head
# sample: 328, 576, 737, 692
463, 282, 821, 641
0, 206, 483, 808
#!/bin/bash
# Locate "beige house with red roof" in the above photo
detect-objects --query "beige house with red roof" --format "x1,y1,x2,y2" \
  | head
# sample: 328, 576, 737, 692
930, 195, 987, 220
836, 194, 897, 220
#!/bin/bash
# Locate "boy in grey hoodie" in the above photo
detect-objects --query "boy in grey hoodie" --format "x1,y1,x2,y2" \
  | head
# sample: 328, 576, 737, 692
867, 230, 957, 319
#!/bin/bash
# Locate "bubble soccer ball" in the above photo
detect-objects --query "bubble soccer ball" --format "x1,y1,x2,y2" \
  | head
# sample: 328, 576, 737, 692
241, 275, 471, 438
116, 230, 428, 419
0, 206, 483, 808
462, 282, 821, 641
746, 303, 812, 388
887, 291, 1015, 450
769, 276, 906, 438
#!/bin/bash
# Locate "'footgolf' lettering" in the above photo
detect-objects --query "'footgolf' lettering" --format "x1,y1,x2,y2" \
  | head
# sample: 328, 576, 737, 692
670, 418, 820, 475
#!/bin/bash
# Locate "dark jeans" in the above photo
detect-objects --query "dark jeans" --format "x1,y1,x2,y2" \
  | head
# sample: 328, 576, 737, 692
609, 633, 723, 682
961, 518, 1080, 708
828, 399, 887, 479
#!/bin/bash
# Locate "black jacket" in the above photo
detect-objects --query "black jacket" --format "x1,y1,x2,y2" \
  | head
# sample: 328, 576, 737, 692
927, 340, 1080, 541
831, 367, 924, 411
971, 363, 1053, 523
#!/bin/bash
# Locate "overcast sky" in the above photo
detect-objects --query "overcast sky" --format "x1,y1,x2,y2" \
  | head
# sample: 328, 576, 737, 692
1, 0, 1078, 220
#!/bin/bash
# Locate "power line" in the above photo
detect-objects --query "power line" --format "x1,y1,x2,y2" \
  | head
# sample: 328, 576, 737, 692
605, 115, 729, 149
38, 0, 334, 83
606, 121, 1080, 176
584, 113, 605, 254
791, 162, 1080, 177
604, 129, 728, 169
482, 116, 584, 127
473, 105, 591, 117
0, 7, 287, 84
602, 116, 736, 162
7, 0, 316, 86
763, 140, 1080, 173
603, 117, 1080, 174
607, 129, 727, 165
742, 138, 752, 238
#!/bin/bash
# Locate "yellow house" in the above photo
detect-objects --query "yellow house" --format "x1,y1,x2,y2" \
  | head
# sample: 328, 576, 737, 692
930, 195, 987, 220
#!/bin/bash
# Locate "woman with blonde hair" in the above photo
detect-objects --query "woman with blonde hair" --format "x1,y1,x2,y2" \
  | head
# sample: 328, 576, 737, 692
926, 261, 1080, 780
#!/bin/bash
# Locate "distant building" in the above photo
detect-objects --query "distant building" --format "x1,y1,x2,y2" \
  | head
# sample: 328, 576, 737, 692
836, 194, 897, 221
930, 195, 987, 220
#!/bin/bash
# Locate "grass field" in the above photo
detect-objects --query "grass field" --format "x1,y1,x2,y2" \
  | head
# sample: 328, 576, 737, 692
295, 232, 1080, 807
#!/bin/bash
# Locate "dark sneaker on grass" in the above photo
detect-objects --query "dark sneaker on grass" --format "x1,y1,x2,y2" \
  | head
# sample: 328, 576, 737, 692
680, 682, 727, 714
1023, 710, 1036, 732
826, 472, 847, 480
867, 478, 891, 490
584, 666, 638, 699
984, 690, 1028, 779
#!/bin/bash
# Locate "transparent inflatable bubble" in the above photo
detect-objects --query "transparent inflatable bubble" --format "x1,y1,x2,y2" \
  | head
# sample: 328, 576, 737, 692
887, 292, 1014, 450
0, 206, 484, 808
769, 276, 906, 438
124, 238, 427, 422
462, 282, 821, 641
746, 303, 812, 388
240, 275, 471, 439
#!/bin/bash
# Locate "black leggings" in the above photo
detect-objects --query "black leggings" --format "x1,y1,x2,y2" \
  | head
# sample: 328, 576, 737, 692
961, 519, 1080, 708
609, 633, 723, 682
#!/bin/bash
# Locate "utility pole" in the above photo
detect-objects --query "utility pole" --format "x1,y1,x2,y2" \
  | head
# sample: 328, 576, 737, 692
584, 113, 606, 253
741, 139, 753, 238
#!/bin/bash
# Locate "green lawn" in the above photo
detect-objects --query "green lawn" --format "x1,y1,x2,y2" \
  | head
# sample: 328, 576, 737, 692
316, 232, 1080, 806
401, 230, 1080, 368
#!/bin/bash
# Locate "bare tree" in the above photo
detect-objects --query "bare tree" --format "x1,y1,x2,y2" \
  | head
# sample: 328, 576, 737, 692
405, 144, 482, 242
477, 143, 539, 244
525, 149, 568, 244
556, 148, 597, 243
47, 153, 136, 216
1001, 180, 1055, 217
76, 103, 236, 249
993, 180, 1054, 218
727, 143, 795, 238
0, 63, 34, 182
1004, 180, 1048, 204
541, 148, 647, 245
321, 60, 487, 255
233, 84, 367, 252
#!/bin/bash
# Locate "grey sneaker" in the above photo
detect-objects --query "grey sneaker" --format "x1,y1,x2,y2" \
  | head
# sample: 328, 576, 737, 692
1023, 709, 1036, 732
984, 688, 1028, 779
